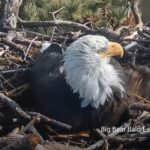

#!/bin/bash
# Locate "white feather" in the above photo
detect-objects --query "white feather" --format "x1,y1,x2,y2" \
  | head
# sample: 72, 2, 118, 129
63, 35, 124, 108
40, 41, 51, 53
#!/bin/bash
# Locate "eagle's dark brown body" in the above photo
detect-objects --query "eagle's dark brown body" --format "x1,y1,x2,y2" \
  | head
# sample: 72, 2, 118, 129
30, 43, 130, 131
30, 41, 150, 132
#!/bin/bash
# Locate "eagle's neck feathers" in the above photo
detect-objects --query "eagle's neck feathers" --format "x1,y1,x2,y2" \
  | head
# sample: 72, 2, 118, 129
63, 35, 124, 108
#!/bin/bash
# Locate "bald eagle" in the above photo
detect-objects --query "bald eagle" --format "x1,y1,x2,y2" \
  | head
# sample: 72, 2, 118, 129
31, 35, 129, 131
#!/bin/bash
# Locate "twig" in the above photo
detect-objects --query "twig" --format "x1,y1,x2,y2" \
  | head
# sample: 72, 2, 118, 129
18, 116, 45, 144
124, 41, 137, 51
95, 129, 109, 150
138, 31, 150, 39
28, 111, 72, 131
123, 30, 138, 40
6, 83, 29, 97
0, 68, 30, 76
38, 142, 83, 150
122, 131, 150, 138
19, 116, 40, 134
130, 103, 150, 112
50, 27, 57, 43
3, 26, 52, 40
27, 126, 45, 143
0, 93, 31, 119
121, 38, 150, 43
131, 92, 150, 103
50, 7, 64, 21
24, 36, 38, 60
95, 128, 106, 138
87, 122, 130, 150
110, 136, 150, 145
52, 132, 90, 140
0, 0, 9, 30
143, 27, 150, 35
129, 0, 143, 29
18, 19, 92, 32
0, 32, 7, 37
0, 75, 15, 89
1, 38, 24, 54
13, 38, 42, 48
0, 134, 40, 150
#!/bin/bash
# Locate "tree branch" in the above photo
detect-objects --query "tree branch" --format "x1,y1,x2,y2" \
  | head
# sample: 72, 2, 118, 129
18, 19, 92, 32
130, 0, 143, 28
130, 103, 150, 112
0, 93, 31, 119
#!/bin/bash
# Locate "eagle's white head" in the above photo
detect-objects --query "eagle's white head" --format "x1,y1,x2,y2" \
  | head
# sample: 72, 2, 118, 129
63, 35, 125, 109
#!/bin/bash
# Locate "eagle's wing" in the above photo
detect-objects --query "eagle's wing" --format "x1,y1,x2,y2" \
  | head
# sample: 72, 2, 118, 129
30, 44, 68, 117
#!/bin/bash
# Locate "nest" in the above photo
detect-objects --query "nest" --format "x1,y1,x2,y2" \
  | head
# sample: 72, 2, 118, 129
0, 24, 150, 150
0, 0, 150, 149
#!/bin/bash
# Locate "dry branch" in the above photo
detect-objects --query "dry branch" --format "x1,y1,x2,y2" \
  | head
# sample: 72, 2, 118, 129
0, 68, 30, 76
0, 134, 40, 150
6, 83, 29, 97
2, 38, 24, 53
0, 0, 23, 30
0, 93, 31, 119
130, 0, 143, 28
36, 142, 84, 150
130, 103, 150, 112
110, 136, 150, 145
19, 117, 40, 134
24, 36, 38, 60
121, 38, 150, 43
28, 112, 72, 131
13, 39, 42, 48
0, 32, 7, 37
19, 19, 92, 32
87, 122, 130, 150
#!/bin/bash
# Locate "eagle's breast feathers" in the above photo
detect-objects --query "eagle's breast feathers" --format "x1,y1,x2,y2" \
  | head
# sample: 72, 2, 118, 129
63, 35, 125, 108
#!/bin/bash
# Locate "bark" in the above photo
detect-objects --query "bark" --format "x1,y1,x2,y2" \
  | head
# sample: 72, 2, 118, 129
0, 0, 23, 31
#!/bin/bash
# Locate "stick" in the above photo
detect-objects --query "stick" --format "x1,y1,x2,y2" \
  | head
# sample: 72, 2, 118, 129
1, 38, 24, 54
0, 134, 40, 150
19, 117, 40, 134
0, 93, 31, 119
130, 103, 150, 112
6, 83, 29, 97
28, 111, 72, 131
121, 38, 150, 43
13, 38, 42, 48
110, 136, 150, 145
130, 0, 143, 29
0, 68, 30, 76
87, 122, 130, 150
24, 36, 38, 60
18, 19, 92, 32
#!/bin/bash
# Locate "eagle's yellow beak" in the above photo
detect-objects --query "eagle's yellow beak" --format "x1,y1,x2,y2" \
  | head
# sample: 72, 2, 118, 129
100, 42, 124, 58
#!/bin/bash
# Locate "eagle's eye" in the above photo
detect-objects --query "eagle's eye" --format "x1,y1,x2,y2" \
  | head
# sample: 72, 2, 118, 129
98, 42, 124, 58
97, 47, 106, 53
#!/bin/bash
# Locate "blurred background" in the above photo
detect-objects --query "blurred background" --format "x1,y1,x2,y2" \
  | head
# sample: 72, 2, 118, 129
141, 0, 150, 23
